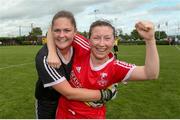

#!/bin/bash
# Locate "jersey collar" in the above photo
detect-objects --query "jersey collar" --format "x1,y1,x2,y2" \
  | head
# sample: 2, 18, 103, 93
90, 52, 114, 71
57, 46, 73, 65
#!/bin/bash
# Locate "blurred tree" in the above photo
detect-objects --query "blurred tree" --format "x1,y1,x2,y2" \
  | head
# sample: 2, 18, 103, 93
155, 31, 167, 40
29, 27, 42, 44
29, 27, 42, 36
130, 29, 143, 41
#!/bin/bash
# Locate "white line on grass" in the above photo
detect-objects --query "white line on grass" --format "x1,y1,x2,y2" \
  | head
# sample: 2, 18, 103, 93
175, 45, 180, 51
0, 62, 34, 70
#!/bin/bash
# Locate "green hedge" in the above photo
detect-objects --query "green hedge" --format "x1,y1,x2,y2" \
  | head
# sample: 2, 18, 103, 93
120, 40, 169, 45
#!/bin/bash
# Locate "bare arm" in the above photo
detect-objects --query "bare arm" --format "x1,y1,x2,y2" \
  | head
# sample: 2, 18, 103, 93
129, 21, 159, 80
52, 80, 101, 101
47, 27, 61, 68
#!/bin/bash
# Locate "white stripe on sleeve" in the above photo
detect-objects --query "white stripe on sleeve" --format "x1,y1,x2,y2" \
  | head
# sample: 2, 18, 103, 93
43, 56, 66, 87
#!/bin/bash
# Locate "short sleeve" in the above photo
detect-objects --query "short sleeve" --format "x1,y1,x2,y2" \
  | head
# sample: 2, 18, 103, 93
35, 55, 66, 88
73, 34, 90, 51
113, 60, 136, 83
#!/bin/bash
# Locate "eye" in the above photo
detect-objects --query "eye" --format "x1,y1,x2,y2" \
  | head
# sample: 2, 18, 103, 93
64, 29, 71, 33
104, 35, 113, 41
105, 37, 111, 39
53, 29, 60, 32
93, 37, 98, 40
92, 36, 100, 41
104, 37, 111, 41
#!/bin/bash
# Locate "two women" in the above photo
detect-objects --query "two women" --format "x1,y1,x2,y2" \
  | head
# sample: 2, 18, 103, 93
35, 10, 116, 119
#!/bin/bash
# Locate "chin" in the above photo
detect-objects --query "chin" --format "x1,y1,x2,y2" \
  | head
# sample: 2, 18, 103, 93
56, 45, 66, 50
95, 55, 106, 60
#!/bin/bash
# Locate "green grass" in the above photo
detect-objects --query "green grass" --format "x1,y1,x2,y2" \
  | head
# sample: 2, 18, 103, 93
0, 45, 41, 119
0, 45, 180, 118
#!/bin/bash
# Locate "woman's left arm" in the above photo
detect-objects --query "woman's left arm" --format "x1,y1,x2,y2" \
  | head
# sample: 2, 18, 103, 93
130, 21, 159, 80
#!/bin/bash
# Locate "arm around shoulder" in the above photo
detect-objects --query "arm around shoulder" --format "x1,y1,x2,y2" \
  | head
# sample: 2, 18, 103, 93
52, 80, 101, 101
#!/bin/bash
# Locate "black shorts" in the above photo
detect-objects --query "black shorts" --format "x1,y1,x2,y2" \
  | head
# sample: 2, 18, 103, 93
36, 99, 58, 119
113, 45, 118, 52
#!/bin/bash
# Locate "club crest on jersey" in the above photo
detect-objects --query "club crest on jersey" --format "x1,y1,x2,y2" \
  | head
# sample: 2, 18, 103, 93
98, 73, 108, 87
76, 66, 81, 73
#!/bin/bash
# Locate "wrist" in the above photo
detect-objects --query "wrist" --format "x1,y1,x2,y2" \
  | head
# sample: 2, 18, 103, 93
145, 38, 156, 45
48, 51, 57, 56
100, 90, 103, 101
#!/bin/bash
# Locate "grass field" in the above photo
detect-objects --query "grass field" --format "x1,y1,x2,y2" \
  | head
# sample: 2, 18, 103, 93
0, 45, 180, 118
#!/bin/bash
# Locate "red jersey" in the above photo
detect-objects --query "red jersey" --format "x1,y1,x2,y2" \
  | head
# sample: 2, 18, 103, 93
56, 34, 136, 119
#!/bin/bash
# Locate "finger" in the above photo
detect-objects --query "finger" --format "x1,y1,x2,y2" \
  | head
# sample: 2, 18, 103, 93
54, 63, 59, 69
58, 63, 62, 68
57, 62, 62, 68
48, 63, 54, 67
52, 63, 56, 68
136, 22, 150, 32
51, 63, 57, 68
55, 62, 62, 68
141, 22, 152, 31
47, 60, 55, 67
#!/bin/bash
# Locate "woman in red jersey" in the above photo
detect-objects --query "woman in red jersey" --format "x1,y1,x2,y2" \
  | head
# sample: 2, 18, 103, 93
47, 19, 159, 119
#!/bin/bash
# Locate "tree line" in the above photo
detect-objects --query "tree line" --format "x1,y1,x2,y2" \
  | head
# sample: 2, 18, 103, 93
1, 27, 179, 45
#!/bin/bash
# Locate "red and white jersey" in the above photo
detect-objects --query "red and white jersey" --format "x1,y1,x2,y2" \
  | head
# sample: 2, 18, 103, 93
56, 34, 136, 119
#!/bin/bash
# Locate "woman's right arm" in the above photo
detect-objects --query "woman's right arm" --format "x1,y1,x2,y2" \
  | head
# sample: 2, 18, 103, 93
52, 80, 101, 101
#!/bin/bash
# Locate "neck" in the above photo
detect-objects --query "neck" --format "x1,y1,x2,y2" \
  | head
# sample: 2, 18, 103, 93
58, 47, 71, 61
90, 54, 109, 67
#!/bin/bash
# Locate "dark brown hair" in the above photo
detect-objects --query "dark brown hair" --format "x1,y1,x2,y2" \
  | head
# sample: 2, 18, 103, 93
89, 20, 116, 39
51, 10, 77, 30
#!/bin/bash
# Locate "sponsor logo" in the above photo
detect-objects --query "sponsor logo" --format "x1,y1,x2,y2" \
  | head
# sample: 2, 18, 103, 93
70, 70, 82, 88
98, 73, 108, 87
76, 66, 81, 73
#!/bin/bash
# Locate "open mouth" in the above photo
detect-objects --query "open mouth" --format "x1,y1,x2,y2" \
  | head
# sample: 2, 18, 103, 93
96, 48, 106, 53
57, 38, 68, 42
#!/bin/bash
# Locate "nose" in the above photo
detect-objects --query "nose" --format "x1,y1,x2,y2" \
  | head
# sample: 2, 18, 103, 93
99, 38, 105, 46
58, 31, 65, 38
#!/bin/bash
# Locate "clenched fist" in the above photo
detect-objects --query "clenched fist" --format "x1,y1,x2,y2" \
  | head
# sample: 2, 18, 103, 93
135, 21, 155, 41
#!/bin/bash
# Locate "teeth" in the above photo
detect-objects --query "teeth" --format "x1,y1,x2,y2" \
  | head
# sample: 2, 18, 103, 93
57, 39, 67, 42
97, 48, 106, 52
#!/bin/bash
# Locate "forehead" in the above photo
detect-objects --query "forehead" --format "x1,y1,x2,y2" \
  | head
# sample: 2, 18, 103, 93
91, 26, 113, 36
53, 17, 73, 28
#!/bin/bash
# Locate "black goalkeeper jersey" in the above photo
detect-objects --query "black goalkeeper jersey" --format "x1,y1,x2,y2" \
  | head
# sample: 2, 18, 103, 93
35, 44, 73, 101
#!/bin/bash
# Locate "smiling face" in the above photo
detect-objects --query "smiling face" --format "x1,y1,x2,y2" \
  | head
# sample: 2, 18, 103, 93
89, 25, 114, 60
52, 17, 76, 51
